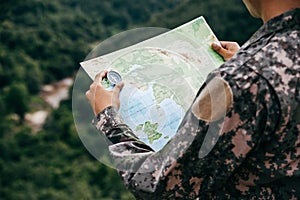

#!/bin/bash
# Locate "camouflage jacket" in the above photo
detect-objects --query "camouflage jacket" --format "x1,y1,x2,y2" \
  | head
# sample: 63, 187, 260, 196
94, 8, 300, 199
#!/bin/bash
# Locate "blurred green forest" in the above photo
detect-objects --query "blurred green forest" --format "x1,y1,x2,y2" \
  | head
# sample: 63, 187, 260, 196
0, 0, 261, 199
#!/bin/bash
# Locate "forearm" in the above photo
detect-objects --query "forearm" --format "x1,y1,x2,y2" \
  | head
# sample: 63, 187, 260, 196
93, 106, 151, 147
93, 106, 156, 191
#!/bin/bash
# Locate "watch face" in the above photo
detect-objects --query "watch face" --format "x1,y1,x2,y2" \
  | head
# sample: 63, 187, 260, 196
107, 70, 122, 85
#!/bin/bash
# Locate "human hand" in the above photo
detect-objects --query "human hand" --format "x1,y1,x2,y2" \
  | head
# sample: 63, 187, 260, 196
211, 41, 240, 61
86, 70, 124, 115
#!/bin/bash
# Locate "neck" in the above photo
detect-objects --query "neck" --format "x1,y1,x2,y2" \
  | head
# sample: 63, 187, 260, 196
261, 1, 300, 23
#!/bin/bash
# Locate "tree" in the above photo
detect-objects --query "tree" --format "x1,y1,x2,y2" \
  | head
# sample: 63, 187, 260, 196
4, 82, 29, 121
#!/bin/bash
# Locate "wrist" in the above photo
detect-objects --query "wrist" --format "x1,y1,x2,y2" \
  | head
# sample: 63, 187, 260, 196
93, 106, 123, 132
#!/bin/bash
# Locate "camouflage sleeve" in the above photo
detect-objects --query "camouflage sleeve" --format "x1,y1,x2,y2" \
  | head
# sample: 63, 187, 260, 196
93, 106, 142, 145
93, 67, 275, 199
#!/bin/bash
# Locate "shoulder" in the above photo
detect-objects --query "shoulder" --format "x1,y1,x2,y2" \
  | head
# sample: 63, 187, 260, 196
191, 64, 267, 123
192, 76, 233, 122
259, 30, 300, 65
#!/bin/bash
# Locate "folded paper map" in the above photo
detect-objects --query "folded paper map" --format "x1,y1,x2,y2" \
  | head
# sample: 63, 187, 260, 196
81, 16, 224, 151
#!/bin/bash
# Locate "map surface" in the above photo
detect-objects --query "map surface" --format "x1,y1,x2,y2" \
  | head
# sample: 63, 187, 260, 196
81, 17, 224, 151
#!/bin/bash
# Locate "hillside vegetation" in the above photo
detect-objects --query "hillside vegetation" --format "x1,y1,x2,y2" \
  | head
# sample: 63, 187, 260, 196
0, 1, 261, 199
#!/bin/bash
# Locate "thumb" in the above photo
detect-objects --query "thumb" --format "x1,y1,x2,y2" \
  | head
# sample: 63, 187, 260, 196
113, 82, 124, 95
211, 42, 230, 61
112, 82, 124, 109
212, 42, 226, 54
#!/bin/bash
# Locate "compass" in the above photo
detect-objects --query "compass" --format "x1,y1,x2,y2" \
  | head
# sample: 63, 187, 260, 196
107, 70, 122, 85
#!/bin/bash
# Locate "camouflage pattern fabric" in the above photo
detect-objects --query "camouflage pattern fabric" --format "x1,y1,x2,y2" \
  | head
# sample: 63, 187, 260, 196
93, 8, 300, 199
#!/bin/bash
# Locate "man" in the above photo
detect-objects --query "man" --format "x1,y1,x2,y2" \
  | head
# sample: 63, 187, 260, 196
86, 0, 300, 199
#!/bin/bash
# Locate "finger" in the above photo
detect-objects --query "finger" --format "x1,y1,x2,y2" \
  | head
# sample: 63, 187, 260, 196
212, 42, 228, 56
85, 90, 91, 100
113, 82, 124, 97
220, 41, 240, 51
211, 42, 222, 51
89, 82, 96, 91
94, 70, 108, 84
114, 82, 124, 92
94, 73, 101, 83
220, 41, 230, 49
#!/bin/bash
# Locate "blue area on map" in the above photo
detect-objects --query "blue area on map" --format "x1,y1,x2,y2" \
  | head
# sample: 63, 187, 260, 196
119, 84, 185, 151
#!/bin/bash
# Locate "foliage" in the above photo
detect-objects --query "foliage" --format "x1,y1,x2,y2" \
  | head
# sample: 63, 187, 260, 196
0, 0, 185, 199
0, 0, 263, 199
3, 82, 30, 121
0, 105, 134, 200
149, 0, 262, 44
